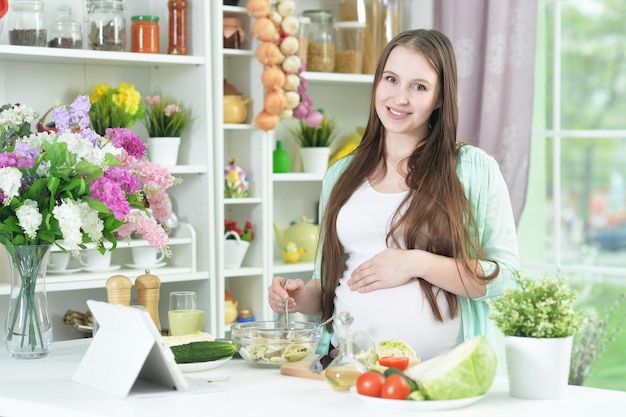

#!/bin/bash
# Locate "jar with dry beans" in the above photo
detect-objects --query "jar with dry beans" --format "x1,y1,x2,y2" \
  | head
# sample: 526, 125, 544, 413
301, 9, 336, 72
87, 0, 127, 52
131, 15, 160, 53
168, 0, 188, 55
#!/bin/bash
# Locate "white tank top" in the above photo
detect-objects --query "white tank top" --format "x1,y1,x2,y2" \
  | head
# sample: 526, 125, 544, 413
333, 181, 462, 361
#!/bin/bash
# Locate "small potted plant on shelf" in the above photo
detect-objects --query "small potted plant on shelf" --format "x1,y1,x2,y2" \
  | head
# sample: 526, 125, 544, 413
289, 110, 338, 174
143, 94, 194, 166
224, 219, 254, 269
224, 158, 250, 198
489, 275, 586, 399
87, 82, 145, 136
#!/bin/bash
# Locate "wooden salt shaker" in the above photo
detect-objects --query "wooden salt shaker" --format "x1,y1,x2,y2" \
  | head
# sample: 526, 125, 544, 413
105, 275, 132, 306
135, 270, 162, 331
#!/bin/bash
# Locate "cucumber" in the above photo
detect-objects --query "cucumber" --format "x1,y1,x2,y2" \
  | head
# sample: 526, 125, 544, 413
170, 340, 237, 364
384, 367, 419, 392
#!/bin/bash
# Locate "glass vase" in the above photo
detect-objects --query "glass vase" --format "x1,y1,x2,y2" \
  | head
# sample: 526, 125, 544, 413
3, 244, 53, 359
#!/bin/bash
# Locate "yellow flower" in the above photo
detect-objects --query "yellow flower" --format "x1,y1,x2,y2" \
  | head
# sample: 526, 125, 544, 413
90, 83, 110, 103
228, 170, 240, 184
113, 83, 142, 116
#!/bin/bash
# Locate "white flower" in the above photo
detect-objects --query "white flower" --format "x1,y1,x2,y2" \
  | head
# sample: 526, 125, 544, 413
0, 104, 38, 134
0, 166, 23, 204
15, 199, 42, 240
52, 199, 83, 250
57, 132, 108, 168
78, 201, 104, 242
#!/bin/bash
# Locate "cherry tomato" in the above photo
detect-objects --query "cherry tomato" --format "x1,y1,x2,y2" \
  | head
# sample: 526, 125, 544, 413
356, 371, 386, 398
378, 355, 410, 371
381, 374, 411, 400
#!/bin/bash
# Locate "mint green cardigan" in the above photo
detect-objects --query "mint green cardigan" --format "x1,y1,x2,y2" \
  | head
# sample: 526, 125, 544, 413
313, 145, 520, 354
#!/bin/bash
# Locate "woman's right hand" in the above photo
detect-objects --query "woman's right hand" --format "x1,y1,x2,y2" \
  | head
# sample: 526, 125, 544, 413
268, 276, 305, 314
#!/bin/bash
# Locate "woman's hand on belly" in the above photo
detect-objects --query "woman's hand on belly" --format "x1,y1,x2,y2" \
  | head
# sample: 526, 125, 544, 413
347, 248, 419, 292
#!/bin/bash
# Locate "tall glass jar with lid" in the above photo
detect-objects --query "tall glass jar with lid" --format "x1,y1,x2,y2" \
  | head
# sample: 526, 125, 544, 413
301, 10, 336, 73
8, 0, 47, 47
48, 6, 82, 49
87, 0, 127, 52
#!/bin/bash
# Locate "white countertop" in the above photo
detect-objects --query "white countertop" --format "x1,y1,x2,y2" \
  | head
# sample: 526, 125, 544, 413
0, 339, 624, 417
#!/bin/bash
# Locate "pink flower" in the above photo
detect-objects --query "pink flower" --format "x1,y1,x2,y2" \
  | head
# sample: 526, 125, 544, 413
105, 127, 147, 159
164, 104, 180, 117
145, 95, 161, 105
89, 177, 131, 220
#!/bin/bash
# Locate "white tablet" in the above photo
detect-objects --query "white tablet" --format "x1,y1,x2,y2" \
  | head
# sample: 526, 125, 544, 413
72, 300, 188, 398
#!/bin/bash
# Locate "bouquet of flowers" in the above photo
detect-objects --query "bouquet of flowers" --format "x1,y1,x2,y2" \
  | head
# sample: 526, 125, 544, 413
224, 219, 254, 242
143, 95, 194, 138
88, 82, 145, 135
0, 95, 177, 253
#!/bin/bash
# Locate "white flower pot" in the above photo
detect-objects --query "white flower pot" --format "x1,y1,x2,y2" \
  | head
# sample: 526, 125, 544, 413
300, 147, 330, 174
505, 335, 573, 399
146, 137, 181, 166
224, 232, 250, 269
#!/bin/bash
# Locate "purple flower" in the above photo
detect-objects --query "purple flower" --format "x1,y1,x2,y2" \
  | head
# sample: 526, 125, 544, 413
0, 149, 35, 169
52, 106, 71, 133
106, 128, 146, 159
69, 95, 91, 131
104, 166, 141, 194
89, 177, 131, 220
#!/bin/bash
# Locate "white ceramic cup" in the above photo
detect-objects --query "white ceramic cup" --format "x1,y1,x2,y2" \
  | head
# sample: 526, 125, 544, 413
79, 249, 112, 270
47, 252, 70, 271
131, 246, 165, 266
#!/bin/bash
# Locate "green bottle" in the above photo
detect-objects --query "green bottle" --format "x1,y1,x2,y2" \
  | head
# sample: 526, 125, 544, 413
273, 140, 290, 173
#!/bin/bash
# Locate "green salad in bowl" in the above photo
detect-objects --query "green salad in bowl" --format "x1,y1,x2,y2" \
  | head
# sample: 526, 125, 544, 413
230, 321, 323, 367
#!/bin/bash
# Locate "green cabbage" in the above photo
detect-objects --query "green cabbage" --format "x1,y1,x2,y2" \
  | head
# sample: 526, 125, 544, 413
405, 335, 496, 400
378, 339, 419, 363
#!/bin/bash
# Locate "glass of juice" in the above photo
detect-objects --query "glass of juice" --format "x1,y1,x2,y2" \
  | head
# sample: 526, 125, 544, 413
168, 291, 205, 336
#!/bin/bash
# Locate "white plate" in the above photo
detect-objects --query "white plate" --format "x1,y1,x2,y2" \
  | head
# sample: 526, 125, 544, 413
178, 356, 233, 373
81, 265, 122, 273
47, 268, 82, 275
350, 388, 485, 411
124, 261, 167, 270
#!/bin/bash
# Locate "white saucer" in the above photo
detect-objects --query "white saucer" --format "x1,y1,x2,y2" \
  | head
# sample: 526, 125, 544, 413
47, 268, 82, 275
81, 264, 122, 273
124, 261, 167, 269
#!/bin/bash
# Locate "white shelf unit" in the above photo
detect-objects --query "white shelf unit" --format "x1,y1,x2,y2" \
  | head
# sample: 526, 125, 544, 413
0, 0, 216, 339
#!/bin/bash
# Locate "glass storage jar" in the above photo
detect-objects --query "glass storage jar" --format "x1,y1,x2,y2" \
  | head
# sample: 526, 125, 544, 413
131, 15, 160, 54
8, 0, 46, 47
168, 0, 189, 55
47, 6, 82, 49
87, 0, 127, 52
301, 9, 336, 73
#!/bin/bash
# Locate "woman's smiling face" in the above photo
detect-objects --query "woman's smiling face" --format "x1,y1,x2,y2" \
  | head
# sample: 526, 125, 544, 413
375, 45, 441, 142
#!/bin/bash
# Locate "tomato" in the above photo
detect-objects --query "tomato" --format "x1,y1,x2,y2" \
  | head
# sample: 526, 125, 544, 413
378, 355, 410, 371
356, 371, 386, 398
381, 374, 411, 400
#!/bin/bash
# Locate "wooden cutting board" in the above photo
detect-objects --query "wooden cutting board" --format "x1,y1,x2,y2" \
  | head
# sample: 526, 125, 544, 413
280, 359, 325, 380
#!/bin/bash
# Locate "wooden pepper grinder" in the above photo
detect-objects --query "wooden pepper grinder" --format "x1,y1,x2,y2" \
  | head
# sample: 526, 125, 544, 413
135, 270, 162, 331
105, 275, 132, 306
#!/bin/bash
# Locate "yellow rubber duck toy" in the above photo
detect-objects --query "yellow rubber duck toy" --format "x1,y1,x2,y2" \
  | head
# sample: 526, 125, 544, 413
282, 241, 307, 263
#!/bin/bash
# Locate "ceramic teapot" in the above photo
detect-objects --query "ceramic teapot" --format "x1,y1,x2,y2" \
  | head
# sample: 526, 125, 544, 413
273, 216, 318, 262
223, 79, 251, 124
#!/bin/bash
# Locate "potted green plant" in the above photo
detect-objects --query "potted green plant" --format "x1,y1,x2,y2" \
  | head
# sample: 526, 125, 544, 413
143, 94, 194, 166
289, 113, 338, 174
489, 275, 586, 399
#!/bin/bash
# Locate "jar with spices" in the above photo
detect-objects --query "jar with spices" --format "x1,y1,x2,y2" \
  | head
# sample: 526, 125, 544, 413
131, 15, 159, 54
8, 0, 47, 47
47, 6, 82, 49
223, 17, 245, 49
301, 10, 336, 73
334, 22, 365, 74
168, 0, 188, 55
87, 0, 127, 52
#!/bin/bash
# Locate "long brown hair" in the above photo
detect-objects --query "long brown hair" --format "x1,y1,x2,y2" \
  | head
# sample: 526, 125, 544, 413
319, 29, 498, 325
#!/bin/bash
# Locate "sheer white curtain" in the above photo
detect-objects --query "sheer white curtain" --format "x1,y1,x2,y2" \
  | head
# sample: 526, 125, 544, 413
434, 0, 538, 224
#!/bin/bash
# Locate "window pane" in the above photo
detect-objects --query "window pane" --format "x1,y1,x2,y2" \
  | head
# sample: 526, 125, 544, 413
559, 137, 626, 266
561, 1, 626, 129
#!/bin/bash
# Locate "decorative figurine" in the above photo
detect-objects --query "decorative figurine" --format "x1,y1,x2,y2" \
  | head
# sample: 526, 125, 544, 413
224, 158, 250, 198
281, 241, 306, 263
